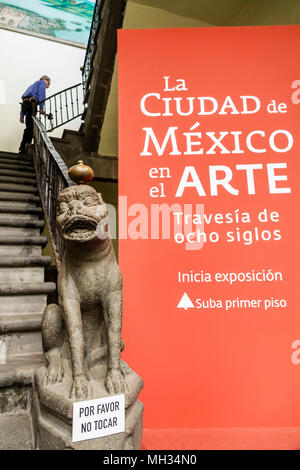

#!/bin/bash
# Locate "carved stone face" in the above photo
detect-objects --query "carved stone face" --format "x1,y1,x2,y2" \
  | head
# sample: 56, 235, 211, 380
56, 185, 108, 243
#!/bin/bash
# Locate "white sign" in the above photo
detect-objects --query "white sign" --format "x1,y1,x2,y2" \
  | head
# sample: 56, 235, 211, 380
72, 394, 125, 443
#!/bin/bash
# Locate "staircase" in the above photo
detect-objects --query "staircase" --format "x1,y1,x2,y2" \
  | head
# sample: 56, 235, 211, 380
0, 150, 56, 449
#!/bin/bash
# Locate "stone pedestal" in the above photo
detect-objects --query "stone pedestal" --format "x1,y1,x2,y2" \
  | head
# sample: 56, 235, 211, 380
33, 359, 144, 450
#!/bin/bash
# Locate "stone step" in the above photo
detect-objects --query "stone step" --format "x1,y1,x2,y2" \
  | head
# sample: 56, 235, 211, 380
0, 201, 37, 208
0, 152, 33, 163
0, 183, 38, 194
0, 213, 39, 221
0, 236, 47, 256
0, 358, 46, 388
0, 314, 42, 333
0, 192, 40, 203
0, 385, 35, 449
0, 294, 47, 315
0, 256, 51, 267
0, 163, 35, 173
0, 267, 44, 283
0, 218, 44, 229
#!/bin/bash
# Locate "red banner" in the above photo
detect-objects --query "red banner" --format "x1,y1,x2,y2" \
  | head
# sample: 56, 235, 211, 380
118, 26, 300, 443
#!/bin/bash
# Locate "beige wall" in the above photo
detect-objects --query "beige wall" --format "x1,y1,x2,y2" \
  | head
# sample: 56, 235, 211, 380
229, 0, 300, 25
0, 28, 85, 153
99, 1, 212, 157
99, 0, 300, 158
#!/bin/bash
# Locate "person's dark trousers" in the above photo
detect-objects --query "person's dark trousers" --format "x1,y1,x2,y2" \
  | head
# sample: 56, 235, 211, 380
19, 99, 37, 153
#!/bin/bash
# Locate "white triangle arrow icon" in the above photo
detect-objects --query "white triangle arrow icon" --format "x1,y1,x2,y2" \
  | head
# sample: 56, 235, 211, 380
177, 292, 194, 310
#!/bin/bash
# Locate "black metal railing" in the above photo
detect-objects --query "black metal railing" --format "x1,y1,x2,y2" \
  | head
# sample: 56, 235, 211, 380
82, 0, 103, 93
38, 83, 84, 132
33, 117, 74, 267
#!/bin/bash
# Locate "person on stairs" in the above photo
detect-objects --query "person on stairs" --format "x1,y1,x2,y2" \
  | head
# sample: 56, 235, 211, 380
19, 75, 51, 154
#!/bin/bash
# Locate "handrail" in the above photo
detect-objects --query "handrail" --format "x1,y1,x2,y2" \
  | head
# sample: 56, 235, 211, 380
32, 116, 74, 268
38, 82, 84, 132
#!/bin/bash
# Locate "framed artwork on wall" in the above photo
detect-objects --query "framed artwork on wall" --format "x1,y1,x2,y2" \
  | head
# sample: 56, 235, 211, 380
0, 0, 96, 47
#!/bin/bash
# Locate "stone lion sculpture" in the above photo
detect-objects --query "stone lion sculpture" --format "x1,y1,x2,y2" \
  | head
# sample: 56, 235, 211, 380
40, 184, 142, 404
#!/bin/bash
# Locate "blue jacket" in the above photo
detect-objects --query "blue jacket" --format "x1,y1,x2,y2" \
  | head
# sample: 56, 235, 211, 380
20, 80, 46, 117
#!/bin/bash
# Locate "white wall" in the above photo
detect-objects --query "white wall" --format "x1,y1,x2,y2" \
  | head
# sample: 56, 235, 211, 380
0, 28, 86, 152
